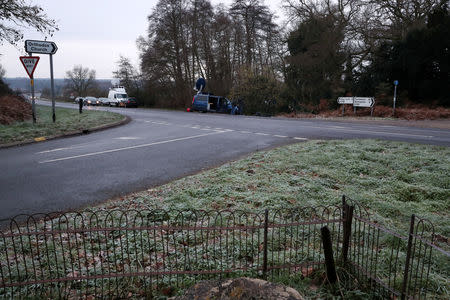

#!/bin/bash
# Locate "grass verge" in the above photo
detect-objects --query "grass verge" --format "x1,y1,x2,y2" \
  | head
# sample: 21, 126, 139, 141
0, 105, 124, 145
104, 139, 449, 238
98, 139, 449, 297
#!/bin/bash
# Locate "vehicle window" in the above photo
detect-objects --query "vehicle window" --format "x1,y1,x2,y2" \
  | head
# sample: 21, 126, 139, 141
197, 95, 208, 101
116, 94, 128, 99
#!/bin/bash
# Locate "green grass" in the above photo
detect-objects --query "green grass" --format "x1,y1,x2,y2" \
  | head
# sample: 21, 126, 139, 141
97, 139, 449, 297
103, 139, 449, 239
0, 105, 124, 145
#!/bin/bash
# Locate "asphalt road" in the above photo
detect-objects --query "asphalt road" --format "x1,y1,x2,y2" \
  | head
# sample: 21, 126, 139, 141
1, 101, 449, 223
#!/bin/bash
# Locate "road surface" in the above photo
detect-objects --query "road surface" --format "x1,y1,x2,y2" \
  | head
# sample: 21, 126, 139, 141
1, 101, 449, 223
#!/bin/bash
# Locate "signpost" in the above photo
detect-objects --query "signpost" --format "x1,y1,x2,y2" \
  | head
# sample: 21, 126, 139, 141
354, 97, 375, 116
25, 40, 58, 55
393, 80, 398, 116
337, 97, 354, 116
337, 96, 375, 117
337, 97, 354, 105
24, 40, 58, 122
353, 97, 374, 107
19, 56, 40, 123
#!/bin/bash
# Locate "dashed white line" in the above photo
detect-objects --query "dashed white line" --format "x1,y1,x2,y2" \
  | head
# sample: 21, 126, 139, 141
255, 132, 269, 136
274, 135, 288, 138
39, 131, 225, 164
114, 137, 141, 140
293, 137, 308, 140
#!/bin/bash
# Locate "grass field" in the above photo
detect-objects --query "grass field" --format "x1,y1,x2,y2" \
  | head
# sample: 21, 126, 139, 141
95, 139, 449, 297
0, 105, 124, 145
103, 139, 449, 238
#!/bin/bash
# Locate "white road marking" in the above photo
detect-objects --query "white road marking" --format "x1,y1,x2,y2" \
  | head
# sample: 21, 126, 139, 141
293, 137, 308, 140
37, 147, 72, 154
114, 137, 141, 140
255, 132, 269, 136
274, 135, 288, 138
39, 131, 225, 164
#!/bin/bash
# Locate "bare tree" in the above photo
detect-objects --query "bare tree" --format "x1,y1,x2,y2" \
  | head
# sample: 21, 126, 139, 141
0, 63, 5, 79
64, 65, 96, 97
113, 56, 143, 97
0, 0, 58, 46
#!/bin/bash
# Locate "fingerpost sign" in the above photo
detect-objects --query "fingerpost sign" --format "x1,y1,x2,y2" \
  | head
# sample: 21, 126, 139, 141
19, 56, 40, 123
25, 39, 58, 122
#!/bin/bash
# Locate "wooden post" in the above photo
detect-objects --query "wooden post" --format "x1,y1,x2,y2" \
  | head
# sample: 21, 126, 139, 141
321, 226, 337, 284
342, 203, 354, 263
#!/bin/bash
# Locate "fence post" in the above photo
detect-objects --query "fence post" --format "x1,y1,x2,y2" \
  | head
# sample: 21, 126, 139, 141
342, 203, 354, 263
263, 209, 269, 280
401, 214, 415, 300
321, 226, 337, 284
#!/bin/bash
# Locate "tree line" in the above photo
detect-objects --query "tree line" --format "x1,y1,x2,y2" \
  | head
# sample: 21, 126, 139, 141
1, 0, 448, 113
118, 0, 447, 114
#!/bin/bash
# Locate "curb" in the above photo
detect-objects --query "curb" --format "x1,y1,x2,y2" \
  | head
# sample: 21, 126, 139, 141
0, 115, 131, 149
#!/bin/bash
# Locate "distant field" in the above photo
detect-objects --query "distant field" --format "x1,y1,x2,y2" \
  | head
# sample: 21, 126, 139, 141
0, 105, 124, 145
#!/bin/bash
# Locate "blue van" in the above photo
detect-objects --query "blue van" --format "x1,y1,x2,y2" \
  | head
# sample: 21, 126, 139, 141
192, 94, 233, 113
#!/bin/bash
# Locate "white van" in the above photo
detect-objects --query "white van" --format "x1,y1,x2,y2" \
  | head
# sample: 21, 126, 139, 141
107, 86, 128, 106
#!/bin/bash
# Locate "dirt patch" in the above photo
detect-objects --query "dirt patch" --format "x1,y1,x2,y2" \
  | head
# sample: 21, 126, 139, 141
0, 96, 32, 125
172, 277, 304, 300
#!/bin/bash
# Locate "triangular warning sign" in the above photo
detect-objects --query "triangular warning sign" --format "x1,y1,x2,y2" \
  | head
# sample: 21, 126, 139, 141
19, 56, 40, 78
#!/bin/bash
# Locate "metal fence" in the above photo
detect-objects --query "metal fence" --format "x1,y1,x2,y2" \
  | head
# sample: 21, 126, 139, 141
0, 197, 448, 299
343, 197, 449, 300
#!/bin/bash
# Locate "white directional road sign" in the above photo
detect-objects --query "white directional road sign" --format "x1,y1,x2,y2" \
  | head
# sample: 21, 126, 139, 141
25, 40, 58, 55
337, 97, 354, 104
353, 97, 375, 107
19, 56, 40, 78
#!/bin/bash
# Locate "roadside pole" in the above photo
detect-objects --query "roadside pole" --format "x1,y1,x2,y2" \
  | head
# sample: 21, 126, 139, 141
28, 52, 36, 124
19, 55, 40, 124
29, 52, 36, 124
393, 80, 398, 116
31, 73, 36, 124
50, 54, 56, 122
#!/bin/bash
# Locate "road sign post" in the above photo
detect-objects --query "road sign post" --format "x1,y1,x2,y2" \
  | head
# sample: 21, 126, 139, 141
25, 40, 58, 122
393, 80, 398, 117
19, 56, 40, 123
50, 54, 55, 122
353, 97, 375, 116
337, 97, 354, 117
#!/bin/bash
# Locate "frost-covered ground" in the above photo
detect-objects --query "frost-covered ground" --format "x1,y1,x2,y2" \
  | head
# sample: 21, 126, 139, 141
103, 139, 449, 239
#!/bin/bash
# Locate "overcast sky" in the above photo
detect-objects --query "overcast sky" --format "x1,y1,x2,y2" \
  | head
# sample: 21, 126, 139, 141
0, 0, 284, 79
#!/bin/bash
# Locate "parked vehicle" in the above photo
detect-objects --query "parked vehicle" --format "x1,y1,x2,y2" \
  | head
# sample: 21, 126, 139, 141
98, 97, 110, 106
191, 94, 232, 113
107, 86, 128, 107
83, 96, 100, 106
119, 97, 138, 108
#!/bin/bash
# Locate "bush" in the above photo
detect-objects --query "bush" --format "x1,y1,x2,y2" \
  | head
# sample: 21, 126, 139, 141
229, 66, 282, 115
